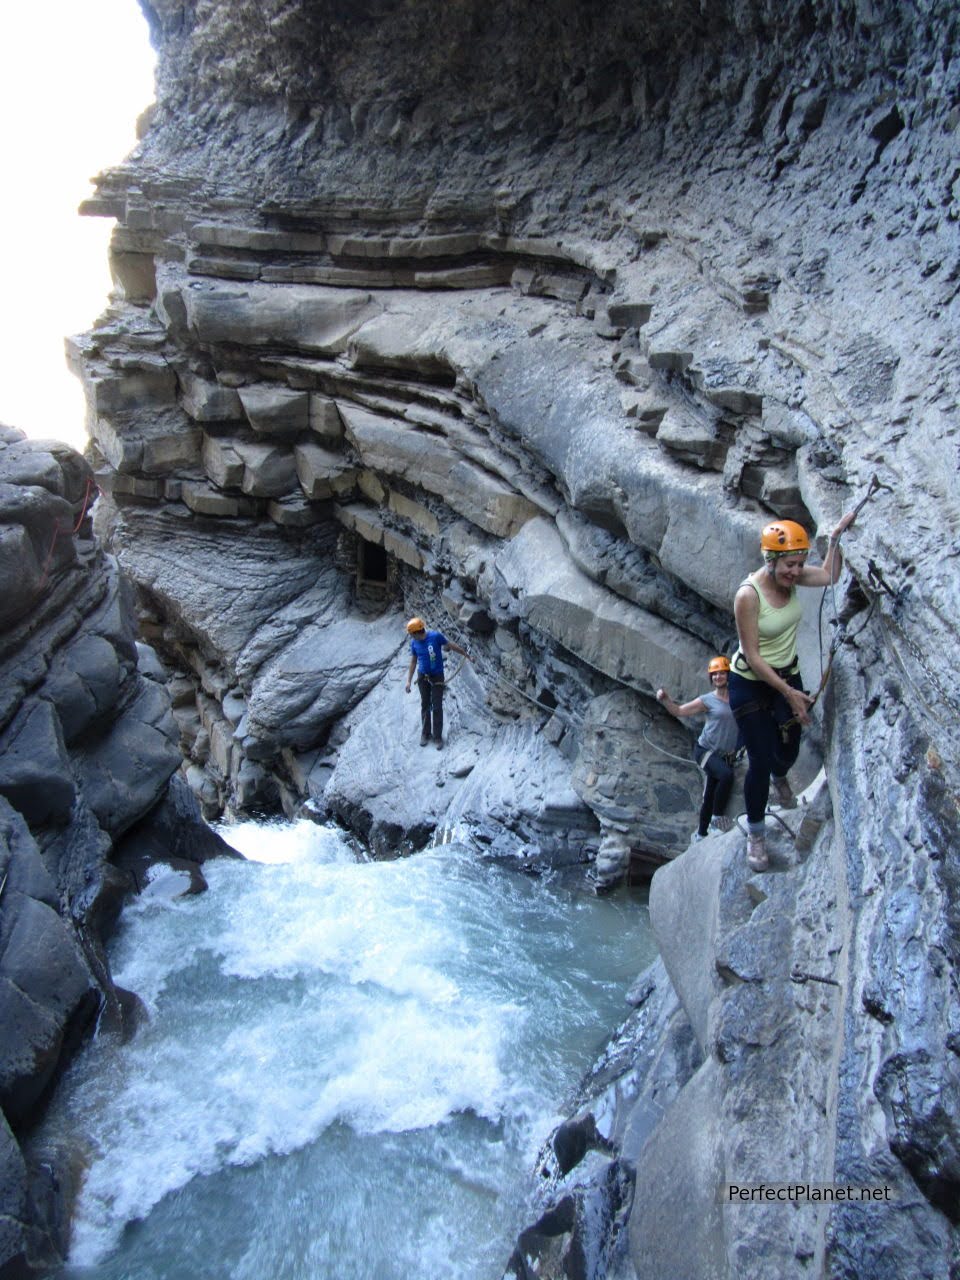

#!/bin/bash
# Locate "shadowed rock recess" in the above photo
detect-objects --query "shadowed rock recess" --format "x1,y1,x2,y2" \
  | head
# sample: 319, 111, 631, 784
2, 0, 957, 1275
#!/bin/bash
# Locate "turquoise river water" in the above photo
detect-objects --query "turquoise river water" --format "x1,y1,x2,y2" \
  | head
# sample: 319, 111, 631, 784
37, 819, 655, 1280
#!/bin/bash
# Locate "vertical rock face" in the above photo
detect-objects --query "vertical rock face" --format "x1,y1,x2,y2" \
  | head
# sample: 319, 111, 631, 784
63, 0, 959, 1275
0, 429, 235, 1274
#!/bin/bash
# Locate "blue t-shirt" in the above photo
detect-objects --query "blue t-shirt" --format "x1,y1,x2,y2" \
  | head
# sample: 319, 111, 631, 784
410, 630, 448, 676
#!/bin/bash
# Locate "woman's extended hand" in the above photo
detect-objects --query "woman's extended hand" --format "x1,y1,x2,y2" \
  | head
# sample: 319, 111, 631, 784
785, 685, 814, 724
830, 510, 857, 541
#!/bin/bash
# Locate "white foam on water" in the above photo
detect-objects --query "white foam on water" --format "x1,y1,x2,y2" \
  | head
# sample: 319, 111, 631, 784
209, 856, 464, 1005
40, 822, 654, 1276
215, 816, 354, 865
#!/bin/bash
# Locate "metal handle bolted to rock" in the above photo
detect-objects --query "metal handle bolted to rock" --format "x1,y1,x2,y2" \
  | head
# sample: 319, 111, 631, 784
791, 967, 840, 988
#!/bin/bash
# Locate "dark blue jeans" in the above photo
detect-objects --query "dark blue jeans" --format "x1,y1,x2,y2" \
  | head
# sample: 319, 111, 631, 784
728, 670, 803, 825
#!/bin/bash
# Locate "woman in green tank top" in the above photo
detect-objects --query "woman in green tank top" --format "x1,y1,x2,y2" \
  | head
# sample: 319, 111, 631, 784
729, 512, 854, 870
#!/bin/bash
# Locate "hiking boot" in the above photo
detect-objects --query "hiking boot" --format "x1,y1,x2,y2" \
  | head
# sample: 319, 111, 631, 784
746, 831, 769, 872
420, 733, 429, 747
711, 815, 735, 833
434, 737, 443, 750
691, 830, 705, 843
771, 776, 797, 809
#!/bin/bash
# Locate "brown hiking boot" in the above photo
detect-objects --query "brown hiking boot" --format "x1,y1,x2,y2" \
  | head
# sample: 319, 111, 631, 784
747, 831, 769, 872
771, 776, 797, 809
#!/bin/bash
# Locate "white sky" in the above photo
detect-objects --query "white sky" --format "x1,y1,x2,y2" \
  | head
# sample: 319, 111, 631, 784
0, 1, 156, 449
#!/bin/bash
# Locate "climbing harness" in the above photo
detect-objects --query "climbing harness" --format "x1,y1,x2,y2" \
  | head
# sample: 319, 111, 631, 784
413, 672, 447, 695
693, 744, 742, 773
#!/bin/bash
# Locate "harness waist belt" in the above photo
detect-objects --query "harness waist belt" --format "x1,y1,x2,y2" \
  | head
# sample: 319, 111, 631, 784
732, 651, 799, 679
695, 744, 739, 769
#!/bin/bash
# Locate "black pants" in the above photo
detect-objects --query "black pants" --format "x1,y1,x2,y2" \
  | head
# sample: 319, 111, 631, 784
728, 670, 803, 825
693, 744, 735, 837
417, 674, 444, 740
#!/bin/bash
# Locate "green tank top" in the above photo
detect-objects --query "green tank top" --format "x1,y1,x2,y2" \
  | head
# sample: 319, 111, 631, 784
732, 577, 802, 681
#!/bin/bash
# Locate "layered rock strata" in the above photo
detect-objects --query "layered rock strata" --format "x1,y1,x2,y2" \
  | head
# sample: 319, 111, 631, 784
59, 0, 960, 1275
0, 429, 234, 1275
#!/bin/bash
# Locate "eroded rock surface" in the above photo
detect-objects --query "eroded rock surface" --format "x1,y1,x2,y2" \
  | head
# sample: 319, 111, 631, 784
0, 430, 235, 1275
45, 0, 960, 1275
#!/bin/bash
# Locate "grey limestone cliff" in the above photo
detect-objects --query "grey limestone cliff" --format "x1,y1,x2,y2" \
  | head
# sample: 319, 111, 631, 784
15, 0, 960, 1275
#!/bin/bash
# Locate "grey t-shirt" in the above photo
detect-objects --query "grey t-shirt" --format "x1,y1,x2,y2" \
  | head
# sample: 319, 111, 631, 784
697, 692, 739, 755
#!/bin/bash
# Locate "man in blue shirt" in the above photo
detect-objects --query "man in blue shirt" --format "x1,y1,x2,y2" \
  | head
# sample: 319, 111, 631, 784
404, 617, 471, 748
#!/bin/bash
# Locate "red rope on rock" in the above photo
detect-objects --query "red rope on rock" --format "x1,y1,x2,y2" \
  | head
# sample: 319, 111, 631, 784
71, 474, 96, 533
35, 474, 99, 592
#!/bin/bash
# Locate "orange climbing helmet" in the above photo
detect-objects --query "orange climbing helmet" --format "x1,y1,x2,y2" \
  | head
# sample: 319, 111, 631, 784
760, 519, 810, 556
707, 656, 731, 674
406, 617, 427, 635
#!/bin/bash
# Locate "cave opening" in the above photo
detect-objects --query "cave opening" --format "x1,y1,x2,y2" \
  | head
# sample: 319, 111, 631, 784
359, 539, 388, 585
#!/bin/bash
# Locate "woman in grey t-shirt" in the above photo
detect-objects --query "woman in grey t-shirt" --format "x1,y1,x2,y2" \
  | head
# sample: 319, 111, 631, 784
656, 656, 741, 840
